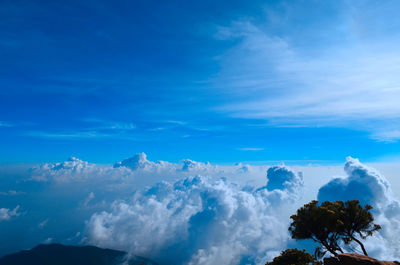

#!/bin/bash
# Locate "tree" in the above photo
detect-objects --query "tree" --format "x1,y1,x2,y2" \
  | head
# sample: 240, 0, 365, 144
333, 200, 381, 256
289, 200, 381, 257
289, 200, 343, 257
265, 248, 322, 265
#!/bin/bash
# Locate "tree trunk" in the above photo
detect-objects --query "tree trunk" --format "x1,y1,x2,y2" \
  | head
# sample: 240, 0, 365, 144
351, 236, 368, 256
322, 242, 339, 257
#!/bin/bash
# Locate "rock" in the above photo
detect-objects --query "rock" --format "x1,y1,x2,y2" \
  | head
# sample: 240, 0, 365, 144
324, 253, 400, 265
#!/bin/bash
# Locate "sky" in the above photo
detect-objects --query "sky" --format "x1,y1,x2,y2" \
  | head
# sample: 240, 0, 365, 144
1, 0, 400, 164
2, 1, 400, 264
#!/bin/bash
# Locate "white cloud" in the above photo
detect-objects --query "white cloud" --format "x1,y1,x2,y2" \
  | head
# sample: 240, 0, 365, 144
181, 159, 213, 172
0, 206, 21, 221
27, 153, 269, 193
318, 157, 400, 259
29, 157, 109, 182
265, 165, 303, 192
318, 157, 394, 208
114, 152, 172, 172
86, 169, 302, 265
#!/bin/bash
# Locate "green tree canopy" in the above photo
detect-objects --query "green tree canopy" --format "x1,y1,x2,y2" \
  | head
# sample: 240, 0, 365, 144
265, 249, 322, 265
289, 200, 381, 257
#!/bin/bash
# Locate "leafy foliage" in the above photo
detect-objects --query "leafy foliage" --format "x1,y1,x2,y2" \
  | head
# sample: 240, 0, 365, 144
289, 200, 380, 257
332, 200, 381, 256
265, 248, 322, 265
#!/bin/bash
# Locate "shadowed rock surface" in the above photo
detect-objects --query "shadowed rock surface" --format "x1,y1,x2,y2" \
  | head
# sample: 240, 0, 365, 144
324, 253, 400, 265
0, 244, 157, 265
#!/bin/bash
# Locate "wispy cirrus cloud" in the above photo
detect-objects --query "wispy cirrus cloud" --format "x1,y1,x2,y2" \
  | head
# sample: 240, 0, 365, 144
211, 2, 400, 141
0, 190, 25, 196
23, 118, 223, 141
371, 130, 400, 143
24, 131, 111, 139
82, 118, 136, 131
23, 119, 138, 140
237, 147, 264, 151
0, 121, 13, 127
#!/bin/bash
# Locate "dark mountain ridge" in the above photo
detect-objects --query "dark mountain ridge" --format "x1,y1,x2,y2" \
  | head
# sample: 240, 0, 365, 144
0, 243, 157, 265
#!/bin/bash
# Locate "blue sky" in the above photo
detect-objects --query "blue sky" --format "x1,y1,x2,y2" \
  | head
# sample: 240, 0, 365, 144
2, 2, 400, 262
1, 0, 400, 164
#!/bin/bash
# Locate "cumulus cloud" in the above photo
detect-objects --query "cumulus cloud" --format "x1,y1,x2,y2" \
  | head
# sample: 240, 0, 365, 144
21, 153, 305, 265
28, 153, 269, 187
86, 165, 303, 265
318, 157, 393, 206
114, 153, 172, 171
29, 157, 107, 182
0, 206, 21, 221
265, 165, 303, 191
181, 159, 213, 172
318, 157, 400, 259
113, 154, 217, 175
28, 156, 138, 185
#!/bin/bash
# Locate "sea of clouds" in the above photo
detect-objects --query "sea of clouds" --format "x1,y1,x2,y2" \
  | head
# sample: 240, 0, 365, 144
0, 154, 399, 264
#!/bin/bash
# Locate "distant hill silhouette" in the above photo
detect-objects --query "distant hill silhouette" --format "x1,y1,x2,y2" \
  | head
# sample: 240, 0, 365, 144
0, 244, 157, 265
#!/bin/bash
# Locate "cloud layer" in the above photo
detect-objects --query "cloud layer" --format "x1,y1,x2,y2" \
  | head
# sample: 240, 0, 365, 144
1, 153, 400, 264
86, 170, 302, 265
